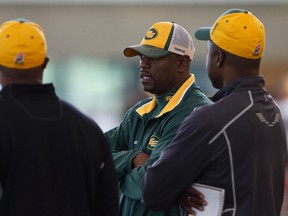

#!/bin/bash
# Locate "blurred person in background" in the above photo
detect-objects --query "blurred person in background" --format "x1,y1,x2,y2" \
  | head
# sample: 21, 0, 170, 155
105, 21, 212, 216
142, 9, 287, 216
273, 74, 288, 139
0, 19, 118, 216
272, 74, 288, 216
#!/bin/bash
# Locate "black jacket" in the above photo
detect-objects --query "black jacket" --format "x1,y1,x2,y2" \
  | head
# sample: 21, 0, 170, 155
143, 76, 287, 216
0, 84, 118, 216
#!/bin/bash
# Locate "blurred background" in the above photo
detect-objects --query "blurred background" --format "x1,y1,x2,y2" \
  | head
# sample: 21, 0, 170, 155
0, 0, 286, 131
0, 0, 287, 214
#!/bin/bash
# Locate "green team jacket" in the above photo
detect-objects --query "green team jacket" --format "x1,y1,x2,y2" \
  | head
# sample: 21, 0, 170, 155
105, 75, 212, 216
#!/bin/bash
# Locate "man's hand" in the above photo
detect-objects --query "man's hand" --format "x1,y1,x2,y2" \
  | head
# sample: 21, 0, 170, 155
132, 152, 150, 168
178, 185, 207, 216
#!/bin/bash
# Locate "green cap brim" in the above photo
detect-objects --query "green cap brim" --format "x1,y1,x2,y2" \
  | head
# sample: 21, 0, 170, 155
123, 44, 170, 58
194, 27, 212, 41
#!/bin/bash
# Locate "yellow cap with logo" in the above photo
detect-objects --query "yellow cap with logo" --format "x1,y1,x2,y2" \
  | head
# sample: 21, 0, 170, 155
124, 21, 195, 60
195, 9, 265, 59
0, 18, 47, 69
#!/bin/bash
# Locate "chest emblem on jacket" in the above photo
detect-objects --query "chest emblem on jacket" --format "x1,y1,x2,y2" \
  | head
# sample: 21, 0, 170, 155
147, 135, 159, 150
256, 113, 280, 127
165, 93, 174, 102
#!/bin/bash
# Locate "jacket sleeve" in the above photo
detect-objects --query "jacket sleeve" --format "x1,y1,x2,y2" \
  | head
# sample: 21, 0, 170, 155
119, 117, 187, 200
142, 113, 214, 210
105, 110, 142, 181
111, 150, 142, 181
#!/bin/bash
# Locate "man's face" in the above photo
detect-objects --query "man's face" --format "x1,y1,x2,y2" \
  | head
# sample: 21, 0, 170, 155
138, 53, 181, 96
206, 41, 224, 89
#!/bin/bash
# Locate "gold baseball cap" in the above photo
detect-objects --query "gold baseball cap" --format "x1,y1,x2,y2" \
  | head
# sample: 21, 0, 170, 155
124, 22, 195, 60
195, 9, 265, 59
0, 18, 47, 69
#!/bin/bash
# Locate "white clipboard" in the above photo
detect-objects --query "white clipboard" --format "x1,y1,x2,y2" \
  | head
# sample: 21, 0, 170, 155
189, 183, 225, 216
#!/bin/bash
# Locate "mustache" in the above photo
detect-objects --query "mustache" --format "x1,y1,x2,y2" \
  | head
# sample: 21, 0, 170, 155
140, 71, 151, 79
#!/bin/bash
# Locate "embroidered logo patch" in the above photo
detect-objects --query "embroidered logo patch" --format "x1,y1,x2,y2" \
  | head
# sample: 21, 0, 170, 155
14, 52, 25, 65
147, 135, 159, 150
252, 45, 261, 57
256, 112, 280, 127
165, 93, 174, 102
145, 28, 158, 40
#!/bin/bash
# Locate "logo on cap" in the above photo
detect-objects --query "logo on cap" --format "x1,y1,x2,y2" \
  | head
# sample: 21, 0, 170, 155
174, 47, 185, 54
145, 28, 158, 40
252, 45, 261, 57
14, 53, 25, 65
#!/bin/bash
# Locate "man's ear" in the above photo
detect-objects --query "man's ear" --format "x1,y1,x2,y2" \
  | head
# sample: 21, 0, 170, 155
42, 57, 49, 70
216, 50, 224, 68
177, 55, 190, 73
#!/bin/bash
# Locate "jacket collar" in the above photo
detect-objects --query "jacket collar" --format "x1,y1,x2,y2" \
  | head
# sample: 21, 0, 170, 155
210, 76, 265, 102
136, 74, 195, 117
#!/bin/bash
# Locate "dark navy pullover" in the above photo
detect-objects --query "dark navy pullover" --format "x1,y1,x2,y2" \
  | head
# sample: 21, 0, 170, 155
143, 76, 287, 216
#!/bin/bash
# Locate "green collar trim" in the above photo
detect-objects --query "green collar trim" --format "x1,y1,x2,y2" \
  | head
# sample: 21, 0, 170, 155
136, 74, 195, 117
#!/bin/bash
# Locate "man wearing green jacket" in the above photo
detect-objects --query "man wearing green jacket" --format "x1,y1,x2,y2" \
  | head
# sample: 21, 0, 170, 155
105, 21, 212, 216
